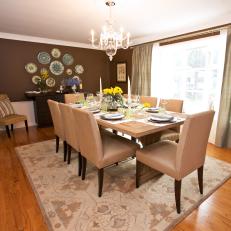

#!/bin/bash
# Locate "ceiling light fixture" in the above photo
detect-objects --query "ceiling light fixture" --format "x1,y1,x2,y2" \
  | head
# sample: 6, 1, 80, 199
90, 0, 130, 61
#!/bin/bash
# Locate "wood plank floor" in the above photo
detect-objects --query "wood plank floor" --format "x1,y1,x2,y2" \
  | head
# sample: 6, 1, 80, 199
0, 126, 231, 231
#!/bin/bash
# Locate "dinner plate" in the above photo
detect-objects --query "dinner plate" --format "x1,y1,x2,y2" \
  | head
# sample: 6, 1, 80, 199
49, 61, 64, 75
46, 77, 56, 87
75, 65, 84, 74
146, 107, 159, 113
25, 63, 37, 74
149, 114, 174, 122
51, 48, 61, 58
100, 113, 124, 120
69, 103, 83, 108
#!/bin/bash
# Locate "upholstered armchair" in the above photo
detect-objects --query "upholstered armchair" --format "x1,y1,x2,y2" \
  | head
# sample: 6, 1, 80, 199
136, 111, 214, 213
47, 100, 67, 160
64, 93, 85, 104
0, 94, 28, 138
140, 96, 158, 107
159, 99, 184, 142
59, 103, 82, 175
72, 108, 139, 197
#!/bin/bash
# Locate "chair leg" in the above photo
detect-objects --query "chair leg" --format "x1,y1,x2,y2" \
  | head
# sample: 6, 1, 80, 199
136, 160, 141, 188
175, 180, 182, 214
24, 120, 28, 132
5, 125, 10, 138
112, 129, 118, 135
98, 168, 104, 197
11, 124, 13, 131
78, 152, 82, 176
198, 166, 204, 194
67, 144, 72, 164
63, 141, 67, 161
55, 135, 59, 153
82, 157, 87, 180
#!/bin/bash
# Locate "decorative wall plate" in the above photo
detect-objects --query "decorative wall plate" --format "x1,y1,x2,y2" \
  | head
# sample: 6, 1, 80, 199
25, 63, 37, 74
40, 67, 48, 74
46, 77, 56, 87
75, 64, 84, 74
62, 53, 74, 65
49, 61, 64, 75
51, 48, 61, 58
66, 68, 73, 75
32, 75, 41, 84
37, 52, 51, 64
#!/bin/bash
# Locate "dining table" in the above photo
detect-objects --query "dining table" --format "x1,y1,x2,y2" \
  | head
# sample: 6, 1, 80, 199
69, 102, 186, 184
94, 109, 186, 184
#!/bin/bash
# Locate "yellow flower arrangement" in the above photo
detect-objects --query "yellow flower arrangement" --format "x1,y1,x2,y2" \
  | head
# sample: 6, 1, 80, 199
143, 102, 151, 108
103, 86, 123, 95
102, 86, 124, 108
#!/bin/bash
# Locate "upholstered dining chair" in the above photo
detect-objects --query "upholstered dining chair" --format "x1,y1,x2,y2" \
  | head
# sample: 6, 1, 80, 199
64, 93, 85, 104
0, 94, 28, 138
47, 100, 67, 160
140, 96, 158, 107
59, 103, 82, 174
136, 110, 215, 213
159, 99, 184, 142
72, 108, 139, 197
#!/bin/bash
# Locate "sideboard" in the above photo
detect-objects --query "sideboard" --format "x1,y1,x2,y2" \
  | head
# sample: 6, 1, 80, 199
25, 92, 64, 127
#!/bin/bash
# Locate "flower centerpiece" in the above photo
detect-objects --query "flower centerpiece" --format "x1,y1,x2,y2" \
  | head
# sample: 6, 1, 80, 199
102, 86, 123, 111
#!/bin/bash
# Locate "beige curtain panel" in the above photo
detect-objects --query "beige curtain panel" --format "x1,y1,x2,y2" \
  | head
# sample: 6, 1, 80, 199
215, 28, 231, 148
131, 43, 153, 96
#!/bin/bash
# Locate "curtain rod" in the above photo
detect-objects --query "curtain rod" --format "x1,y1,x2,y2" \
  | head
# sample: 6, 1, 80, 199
131, 23, 231, 48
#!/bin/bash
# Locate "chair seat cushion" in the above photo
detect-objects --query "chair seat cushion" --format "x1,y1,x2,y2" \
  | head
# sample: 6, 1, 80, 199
99, 130, 139, 168
160, 129, 180, 141
0, 114, 27, 125
136, 141, 178, 178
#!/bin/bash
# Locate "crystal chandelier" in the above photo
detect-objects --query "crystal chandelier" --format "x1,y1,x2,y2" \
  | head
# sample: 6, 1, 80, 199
91, 0, 130, 61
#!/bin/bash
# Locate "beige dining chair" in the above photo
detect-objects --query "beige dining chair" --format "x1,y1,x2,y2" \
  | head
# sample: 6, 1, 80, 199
159, 99, 184, 142
64, 93, 85, 104
136, 110, 215, 213
72, 108, 139, 197
140, 96, 158, 107
47, 100, 67, 160
59, 103, 82, 174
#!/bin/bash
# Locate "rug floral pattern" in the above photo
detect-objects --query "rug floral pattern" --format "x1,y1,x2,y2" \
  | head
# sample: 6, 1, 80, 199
16, 140, 231, 231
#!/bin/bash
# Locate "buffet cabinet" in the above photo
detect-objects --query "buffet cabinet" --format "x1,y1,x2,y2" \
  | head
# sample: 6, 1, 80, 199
25, 92, 64, 127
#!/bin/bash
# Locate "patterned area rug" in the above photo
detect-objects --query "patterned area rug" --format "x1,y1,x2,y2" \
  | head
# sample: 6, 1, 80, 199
16, 140, 231, 231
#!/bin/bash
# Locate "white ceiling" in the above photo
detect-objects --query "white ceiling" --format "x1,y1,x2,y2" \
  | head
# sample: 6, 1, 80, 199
0, 0, 231, 47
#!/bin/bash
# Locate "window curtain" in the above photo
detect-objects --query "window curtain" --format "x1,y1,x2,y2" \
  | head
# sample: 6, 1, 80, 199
215, 28, 231, 148
131, 43, 153, 95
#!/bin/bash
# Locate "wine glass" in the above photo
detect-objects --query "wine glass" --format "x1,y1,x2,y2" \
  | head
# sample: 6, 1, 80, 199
86, 93, 95, 107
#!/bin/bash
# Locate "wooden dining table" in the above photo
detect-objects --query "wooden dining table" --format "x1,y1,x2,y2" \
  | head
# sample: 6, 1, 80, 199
95, 111, 186, 184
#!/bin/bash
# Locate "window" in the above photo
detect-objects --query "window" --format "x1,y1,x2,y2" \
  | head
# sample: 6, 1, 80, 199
151, 31, 227, 114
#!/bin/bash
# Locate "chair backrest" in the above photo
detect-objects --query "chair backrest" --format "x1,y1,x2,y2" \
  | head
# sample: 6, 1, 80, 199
175, 111, 215, 179
72, 108, 103, 165
59, 103, 79, 151
64, 93, 84, 104
140, 96, 158, 107
0, 94, 15, 118
47, 99, 65, 140
159, 99, 183, 113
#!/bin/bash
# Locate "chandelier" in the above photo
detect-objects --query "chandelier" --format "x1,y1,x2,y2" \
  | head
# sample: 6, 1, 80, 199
90, 0, 130, 61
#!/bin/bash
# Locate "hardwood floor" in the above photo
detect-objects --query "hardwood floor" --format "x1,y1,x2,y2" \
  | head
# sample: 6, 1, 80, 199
0, 126, 231, 231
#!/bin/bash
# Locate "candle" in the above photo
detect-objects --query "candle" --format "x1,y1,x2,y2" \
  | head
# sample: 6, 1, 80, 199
91, 30, 94, 44
127, 76, 131, 104
100, 77, 102, 94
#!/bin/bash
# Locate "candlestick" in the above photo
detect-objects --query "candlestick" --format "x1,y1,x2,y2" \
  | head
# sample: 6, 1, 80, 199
127, 76, 131, 105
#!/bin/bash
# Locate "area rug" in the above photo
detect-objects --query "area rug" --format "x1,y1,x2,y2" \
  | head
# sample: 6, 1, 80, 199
16, 140, 231, 231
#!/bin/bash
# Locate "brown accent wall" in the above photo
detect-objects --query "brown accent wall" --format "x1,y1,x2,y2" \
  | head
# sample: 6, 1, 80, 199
109, 48, 133, 94
0, 38, 110, 101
